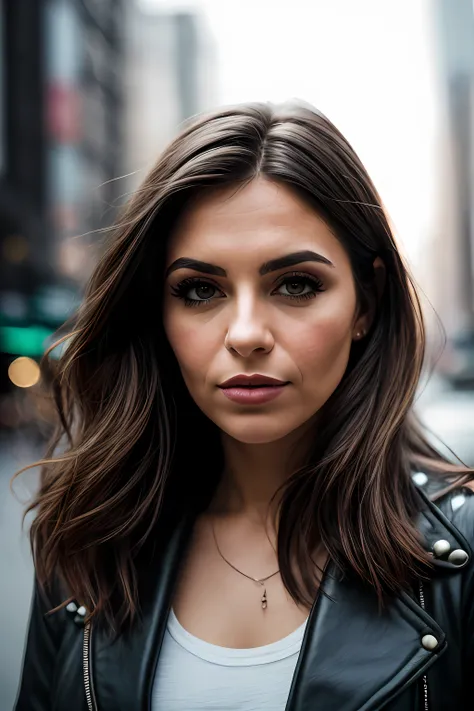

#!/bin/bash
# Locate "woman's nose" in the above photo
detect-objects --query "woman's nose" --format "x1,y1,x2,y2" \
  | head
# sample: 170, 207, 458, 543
224, 297, 274, 358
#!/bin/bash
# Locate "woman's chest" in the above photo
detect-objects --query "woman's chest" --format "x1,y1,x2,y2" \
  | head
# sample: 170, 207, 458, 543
171, 517, 310, 648
151, 615, 305, 711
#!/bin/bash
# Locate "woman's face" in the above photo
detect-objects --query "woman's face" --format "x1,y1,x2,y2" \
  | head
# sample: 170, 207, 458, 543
163, 178, 368, 444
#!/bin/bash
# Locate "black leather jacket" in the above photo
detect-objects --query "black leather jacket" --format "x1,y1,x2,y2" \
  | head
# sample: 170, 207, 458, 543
14, 478, 474, 711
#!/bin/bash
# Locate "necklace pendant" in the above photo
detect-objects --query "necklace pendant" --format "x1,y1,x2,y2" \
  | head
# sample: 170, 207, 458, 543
261, 588, 267, 610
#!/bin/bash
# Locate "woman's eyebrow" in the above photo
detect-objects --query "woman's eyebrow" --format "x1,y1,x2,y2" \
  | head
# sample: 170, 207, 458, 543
259, 250, 334, 275
165, 258, 226, 278
165, 250, 334, 278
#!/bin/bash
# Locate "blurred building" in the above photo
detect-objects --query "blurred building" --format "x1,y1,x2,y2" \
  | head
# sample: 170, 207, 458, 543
124, 3, 217, 192
428, 0, 474, 385
0, 0, 217, 431
46, 0, 126, 282
0, 0, 127, 430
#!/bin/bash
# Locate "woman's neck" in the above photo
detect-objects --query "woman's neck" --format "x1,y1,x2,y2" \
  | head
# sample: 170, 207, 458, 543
210, 423, 314, 525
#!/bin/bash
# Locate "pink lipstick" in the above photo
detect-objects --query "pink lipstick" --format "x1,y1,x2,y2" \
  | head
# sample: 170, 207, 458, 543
218, 374, 289, 405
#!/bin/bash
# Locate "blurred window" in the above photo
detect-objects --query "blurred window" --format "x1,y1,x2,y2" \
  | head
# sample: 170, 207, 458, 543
48, 145, 82, 204
82, 0, 119, 36
45, 0, 81, 82
0, 0, 4, 175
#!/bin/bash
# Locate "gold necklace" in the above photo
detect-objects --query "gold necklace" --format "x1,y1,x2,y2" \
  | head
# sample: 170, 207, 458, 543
211, 520, 280, 609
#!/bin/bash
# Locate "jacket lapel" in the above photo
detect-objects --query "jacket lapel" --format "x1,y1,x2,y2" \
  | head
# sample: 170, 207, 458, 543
285, 561, 446, 711
91, 510, 196, 711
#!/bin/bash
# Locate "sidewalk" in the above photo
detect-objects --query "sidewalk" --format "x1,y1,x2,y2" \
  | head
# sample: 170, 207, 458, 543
0, 433, 40, 711
415, 374, 474, 465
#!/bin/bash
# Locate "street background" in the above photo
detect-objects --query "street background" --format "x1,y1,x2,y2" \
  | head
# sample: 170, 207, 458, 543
1, 0, 474, 708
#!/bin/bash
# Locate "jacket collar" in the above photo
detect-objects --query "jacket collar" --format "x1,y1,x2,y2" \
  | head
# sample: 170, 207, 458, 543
90, 485, 470, 711
414, 485, 472, 571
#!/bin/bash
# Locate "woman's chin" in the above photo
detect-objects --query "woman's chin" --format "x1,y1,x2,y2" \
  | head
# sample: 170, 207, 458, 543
218, 420, 299, 445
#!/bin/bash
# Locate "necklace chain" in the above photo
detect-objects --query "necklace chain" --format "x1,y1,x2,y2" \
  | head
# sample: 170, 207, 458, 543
211, 519, 280, 609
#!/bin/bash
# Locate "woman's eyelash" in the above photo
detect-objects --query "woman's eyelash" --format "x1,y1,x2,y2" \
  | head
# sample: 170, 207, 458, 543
170, 272, 325, 306
273, 272, 325, 300
170, 277, 223, 306
171, 277, 203, 297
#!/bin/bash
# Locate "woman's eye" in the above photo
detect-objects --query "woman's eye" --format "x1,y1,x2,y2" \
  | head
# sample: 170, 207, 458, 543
274, 276, 323, 299
189, 283, 218, 300
171, 279, 224, 305
278, 280, 311, 296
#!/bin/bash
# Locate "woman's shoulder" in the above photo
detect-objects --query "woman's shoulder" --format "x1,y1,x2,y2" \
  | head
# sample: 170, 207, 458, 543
444, 480, 474, 543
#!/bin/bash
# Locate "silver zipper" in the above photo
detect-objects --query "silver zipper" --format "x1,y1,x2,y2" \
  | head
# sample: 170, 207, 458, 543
83, 621, 98, 711
418, 580, 429, 711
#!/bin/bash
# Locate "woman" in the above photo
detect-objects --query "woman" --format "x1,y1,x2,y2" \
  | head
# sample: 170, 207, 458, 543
14, 101, 474, 711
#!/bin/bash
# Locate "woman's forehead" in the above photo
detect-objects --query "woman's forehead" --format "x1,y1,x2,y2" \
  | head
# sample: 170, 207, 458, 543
166, 178, 346, 268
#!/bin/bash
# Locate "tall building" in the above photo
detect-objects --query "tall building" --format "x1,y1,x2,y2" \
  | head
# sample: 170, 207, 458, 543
0, 0, 50, 403
0, 0, 126, 425
427, 0, 474, 384
46, 0, 126, 283
124, 3, 217, 193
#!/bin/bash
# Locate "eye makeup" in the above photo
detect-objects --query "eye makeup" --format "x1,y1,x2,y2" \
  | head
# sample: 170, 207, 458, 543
170, 271, 326, 307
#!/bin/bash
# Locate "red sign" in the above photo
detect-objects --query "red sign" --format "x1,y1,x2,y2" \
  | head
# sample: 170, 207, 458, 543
47, 83, 82, 143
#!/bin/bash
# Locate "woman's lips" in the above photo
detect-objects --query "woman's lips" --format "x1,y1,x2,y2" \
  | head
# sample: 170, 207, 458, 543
218, 383, 289, 405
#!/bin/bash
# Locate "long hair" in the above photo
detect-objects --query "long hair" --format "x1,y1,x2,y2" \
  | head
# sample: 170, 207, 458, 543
16, 101, 474, 632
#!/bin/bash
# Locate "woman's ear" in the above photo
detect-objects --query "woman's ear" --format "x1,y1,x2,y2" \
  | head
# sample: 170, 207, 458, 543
353, 256, 386, 340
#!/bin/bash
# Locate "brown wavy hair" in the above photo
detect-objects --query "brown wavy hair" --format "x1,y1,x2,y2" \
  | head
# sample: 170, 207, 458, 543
15, 101, 474, 632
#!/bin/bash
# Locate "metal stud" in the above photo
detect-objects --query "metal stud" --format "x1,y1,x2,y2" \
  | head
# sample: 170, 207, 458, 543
421, 634, 438, 651
447, 549, 469, 566
412, 472, 428, 487
66, 602, 78, 613
433, 539, 451, 557
451, 494, 466, 512
77, 605, 87, 617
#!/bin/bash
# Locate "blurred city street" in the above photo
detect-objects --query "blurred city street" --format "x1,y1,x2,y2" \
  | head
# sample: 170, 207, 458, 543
0, 434, 40, 711
1, 0, 474, 709
416, 377, 474, 467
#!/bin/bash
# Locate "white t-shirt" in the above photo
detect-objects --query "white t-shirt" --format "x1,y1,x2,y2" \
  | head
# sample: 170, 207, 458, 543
152, 609, 308, 710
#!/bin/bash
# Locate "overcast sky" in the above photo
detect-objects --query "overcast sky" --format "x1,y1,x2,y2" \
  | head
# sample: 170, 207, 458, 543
139, 0, 442, 268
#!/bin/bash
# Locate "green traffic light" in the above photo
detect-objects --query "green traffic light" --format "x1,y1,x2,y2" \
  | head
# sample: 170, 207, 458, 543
0, 325, 55, 357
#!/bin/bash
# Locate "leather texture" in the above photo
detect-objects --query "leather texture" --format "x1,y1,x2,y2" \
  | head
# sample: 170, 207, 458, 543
14, 477, 474, 711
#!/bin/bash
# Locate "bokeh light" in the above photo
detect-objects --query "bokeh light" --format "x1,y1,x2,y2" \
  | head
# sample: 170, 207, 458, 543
7, 357, 41, 389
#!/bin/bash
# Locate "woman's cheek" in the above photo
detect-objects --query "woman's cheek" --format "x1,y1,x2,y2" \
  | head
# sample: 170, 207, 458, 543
170, 321, 213, 376
292, 319, 353, 373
